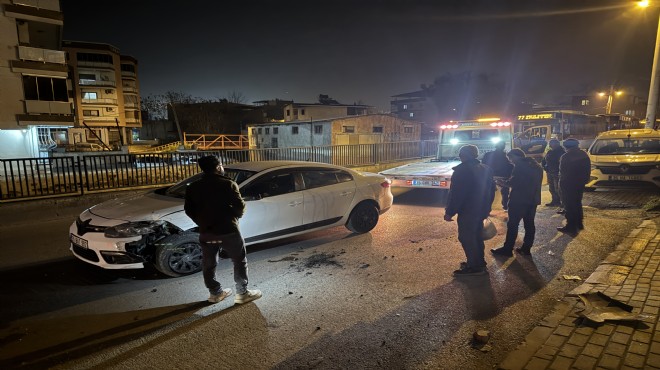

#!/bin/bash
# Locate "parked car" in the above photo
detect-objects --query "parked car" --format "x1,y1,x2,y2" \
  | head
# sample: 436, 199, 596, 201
586, 128, 660, 190
69, 161, 393, 277
132, 155, 169, 168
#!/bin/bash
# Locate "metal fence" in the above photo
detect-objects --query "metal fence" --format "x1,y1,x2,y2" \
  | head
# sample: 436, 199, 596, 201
0, 140, 438, 201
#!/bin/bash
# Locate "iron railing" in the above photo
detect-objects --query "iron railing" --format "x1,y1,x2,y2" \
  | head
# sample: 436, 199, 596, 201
0, 140, 438, 201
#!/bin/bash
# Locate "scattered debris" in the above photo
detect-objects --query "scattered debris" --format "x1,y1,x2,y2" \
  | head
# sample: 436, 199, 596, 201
418, 247, 423, 252
299, 253, 342, 270
151, 288, 157, 293
548, 250, 555, 256
577, 292, 654, 324
268, 256, 298, 262
359, 263, 370, 269
410, 239, 420, 243
288, 291, 293, 295
472, 330, 490, 344
563, 275, 582, 281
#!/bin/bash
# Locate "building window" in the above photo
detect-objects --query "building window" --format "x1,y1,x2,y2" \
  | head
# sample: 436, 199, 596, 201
293, 109, 298, 115
292, 126, 299, 134
79, 73, 96, 81
82, 92, 97, 100
301, 109, 305, 115
409, 112, 414, 118
265, 128, 270, 134
403, 104, 408, 110
22, 76, 68, 101
77, 52, 113, 64
258, 128, 263, 134
404, 126, 413, 134
314, 125, 323, 134
273, 127, 279, 135
581, 99, 590, 106
120, 64, 136, 73
343, 126, 355, 133
83, 110, 100, 116
286, 110, 290, 116
373, 126, 383, 133
625, 110, 635, 116
251, 128, 256, 135
271, 138, 278, 148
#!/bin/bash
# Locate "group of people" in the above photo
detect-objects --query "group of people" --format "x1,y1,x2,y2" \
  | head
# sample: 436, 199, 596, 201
444, 138, 591, 276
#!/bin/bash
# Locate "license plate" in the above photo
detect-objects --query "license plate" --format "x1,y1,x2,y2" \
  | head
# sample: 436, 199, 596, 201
412, 179, 431, 186
609, 175, 642, 181
70, 233, 88, 249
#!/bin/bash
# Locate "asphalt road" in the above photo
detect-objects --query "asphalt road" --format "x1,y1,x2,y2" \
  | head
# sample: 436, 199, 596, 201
0, 187, 655, 369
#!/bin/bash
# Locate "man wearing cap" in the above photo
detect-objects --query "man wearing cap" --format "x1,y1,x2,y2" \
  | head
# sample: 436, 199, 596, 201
444, 144, 496, 276
542, 139, 565, 207
557, 139, 591, 236
185, 155, 262, 304
483, 141, 514, 210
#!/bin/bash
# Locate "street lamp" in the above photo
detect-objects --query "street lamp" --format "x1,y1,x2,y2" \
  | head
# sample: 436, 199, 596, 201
598, 86, 622, 114
639, 0, 660, 128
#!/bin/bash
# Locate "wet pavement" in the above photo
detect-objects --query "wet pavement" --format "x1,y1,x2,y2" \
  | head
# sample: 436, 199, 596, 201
500, 189, 660, 370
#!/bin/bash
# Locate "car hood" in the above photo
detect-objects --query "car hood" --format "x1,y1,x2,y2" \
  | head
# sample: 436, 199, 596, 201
591, 154, 660, 164
88, 191, 184, 222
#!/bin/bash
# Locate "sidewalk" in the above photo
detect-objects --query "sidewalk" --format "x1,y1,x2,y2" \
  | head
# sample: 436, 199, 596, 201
500, 216, 660, 370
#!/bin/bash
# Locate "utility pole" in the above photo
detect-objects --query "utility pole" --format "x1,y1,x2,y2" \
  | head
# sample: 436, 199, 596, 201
645, 10, 660, 128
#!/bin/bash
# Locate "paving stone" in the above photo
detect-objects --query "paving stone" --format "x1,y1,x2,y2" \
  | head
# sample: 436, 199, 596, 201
598, 353, 622, 369
624, 352, 646, 368
604, 342, 627, 357
649, 352, 660, 368
546, 334, 568, 348
535, 345, 559, 360
628, 340, 650, 356
596, 324, 615, 335
632, 331, 652, 343
582, 343, 604, 358
589, 333, 609, 346
553, 325, 574, 337
567, 333, 590, 347
549, 356, 573, 370
573, 355, 598, 370
651, 341, 660, 354
558, 343, 581, 358
525, 357, 551, 370
616, 326, 635, 335
574, 326, 594, 336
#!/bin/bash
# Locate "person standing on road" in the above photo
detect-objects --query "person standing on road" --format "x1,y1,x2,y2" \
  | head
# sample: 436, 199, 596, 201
491, 149, 543, 256
444, 144, 496, 276
482, 141, 514, 210
557, 138, 591, 236
184, 155, 262, 304
542, 139, 565, 208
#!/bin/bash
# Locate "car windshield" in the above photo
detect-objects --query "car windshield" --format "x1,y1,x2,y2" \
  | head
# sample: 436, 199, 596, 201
162, 169, 257, 198
589, 137, 660, 155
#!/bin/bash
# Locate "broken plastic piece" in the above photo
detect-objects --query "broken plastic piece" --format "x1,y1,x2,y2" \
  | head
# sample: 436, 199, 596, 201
577, 292, 653, 323
562, 275, 582, 281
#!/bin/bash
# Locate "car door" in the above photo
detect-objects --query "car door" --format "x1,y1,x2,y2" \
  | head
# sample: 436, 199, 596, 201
300, 168, 356, 228
239, 170, 303, 243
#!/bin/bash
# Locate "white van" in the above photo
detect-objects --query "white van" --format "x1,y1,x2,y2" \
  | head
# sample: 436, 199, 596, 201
586, 128, 660, 189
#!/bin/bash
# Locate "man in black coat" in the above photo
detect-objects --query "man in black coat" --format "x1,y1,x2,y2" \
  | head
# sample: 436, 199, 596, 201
491, 149, 543, 256
542, 139, 565, 207
185, 155, 262, 304
557, 138, 591, 236
444, 145, 496, 276
483, 141, 514, 210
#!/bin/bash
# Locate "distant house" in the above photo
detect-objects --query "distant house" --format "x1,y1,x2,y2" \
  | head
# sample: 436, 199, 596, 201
247, 113, 420, 149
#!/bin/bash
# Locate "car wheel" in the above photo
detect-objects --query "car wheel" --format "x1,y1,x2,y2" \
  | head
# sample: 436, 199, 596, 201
346, 201, 379, 233
154, 233, 202, 277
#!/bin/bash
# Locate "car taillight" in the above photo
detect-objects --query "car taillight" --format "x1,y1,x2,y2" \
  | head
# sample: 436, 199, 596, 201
380, 180, 391, 188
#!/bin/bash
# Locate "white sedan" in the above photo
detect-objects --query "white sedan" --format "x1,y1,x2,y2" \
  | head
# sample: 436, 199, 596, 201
69, 161, 393, 277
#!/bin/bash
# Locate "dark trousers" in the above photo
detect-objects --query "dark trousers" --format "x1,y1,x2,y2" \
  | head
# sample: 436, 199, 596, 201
547, 172, 561, 205
200, 231, 249, 295
457, 214, 486, 270
561, 186, 584, 231
503, 203, 537, 251
500, 186, 510, 209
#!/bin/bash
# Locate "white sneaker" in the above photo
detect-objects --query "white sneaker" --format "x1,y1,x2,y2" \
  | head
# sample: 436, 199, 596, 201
234, 289, 262, 304
208, 288, 232, 303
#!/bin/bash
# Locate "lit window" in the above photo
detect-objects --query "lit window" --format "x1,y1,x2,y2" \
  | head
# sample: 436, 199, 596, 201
409, 113, 414, 118
343, 126, 355, 133
292, 126, 299, 134
403, 104, 408, 110
581, 99, 590, 106
82, 92, 97, 99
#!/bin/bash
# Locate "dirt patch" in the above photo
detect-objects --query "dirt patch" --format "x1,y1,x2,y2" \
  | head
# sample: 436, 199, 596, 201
299, 253, 343, 270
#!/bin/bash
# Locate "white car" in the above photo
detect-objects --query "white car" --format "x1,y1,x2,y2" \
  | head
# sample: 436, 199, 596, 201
587, 128, 660, 190
69, 161, 393, 277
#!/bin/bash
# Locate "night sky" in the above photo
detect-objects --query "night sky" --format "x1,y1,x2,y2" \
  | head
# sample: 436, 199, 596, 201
61, 0, 660, 111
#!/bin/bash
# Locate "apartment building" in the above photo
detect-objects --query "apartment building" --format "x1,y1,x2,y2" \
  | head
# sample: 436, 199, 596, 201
0, 0, 74, 158
63, 41, 141, 150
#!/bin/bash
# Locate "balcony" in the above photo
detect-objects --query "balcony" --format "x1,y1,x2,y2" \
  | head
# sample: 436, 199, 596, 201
79, 79, 116, 87
124, 101, 139, 109
25, 100, 71, 114
18, 46, 65, 64
77, 60, 115, 69
121, 70, 136, 78
81, 98, 117, 105
125, 117, 141, 124
12, 0, 60, 11
122, 86, 138, 93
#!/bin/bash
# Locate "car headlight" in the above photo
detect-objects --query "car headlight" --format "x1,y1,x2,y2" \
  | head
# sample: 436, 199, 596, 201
450, 138, 459, 145
104, 220, 167, 238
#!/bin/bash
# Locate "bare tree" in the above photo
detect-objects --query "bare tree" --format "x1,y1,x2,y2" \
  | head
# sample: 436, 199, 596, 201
226, 90, 247, 104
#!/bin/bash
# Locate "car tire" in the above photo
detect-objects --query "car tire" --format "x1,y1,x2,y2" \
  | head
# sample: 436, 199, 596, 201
154, 233, 202, 277
346, 201, 379, 234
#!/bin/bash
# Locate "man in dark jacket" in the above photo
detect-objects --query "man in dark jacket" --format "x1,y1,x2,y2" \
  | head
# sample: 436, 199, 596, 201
185, 155, 262, 304
491, 149, 543, 256
482, 141, 514, 210
444, 145, 496, 276
541, 139, 565, 207
557, 138, 591, 236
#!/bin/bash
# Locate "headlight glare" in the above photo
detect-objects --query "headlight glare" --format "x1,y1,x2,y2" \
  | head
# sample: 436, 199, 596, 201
104, 220, 166, 238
